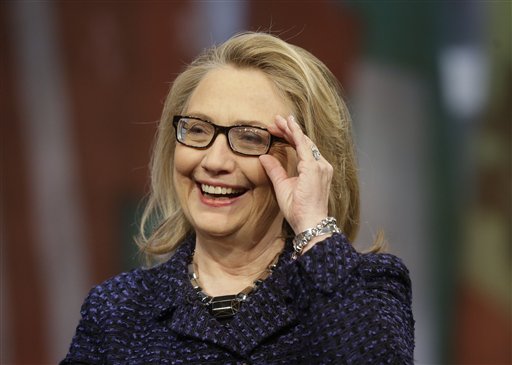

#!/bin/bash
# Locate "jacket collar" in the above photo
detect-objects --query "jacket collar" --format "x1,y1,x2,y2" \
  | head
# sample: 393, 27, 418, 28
146, 233, 362, 356
147, 235, 303, 356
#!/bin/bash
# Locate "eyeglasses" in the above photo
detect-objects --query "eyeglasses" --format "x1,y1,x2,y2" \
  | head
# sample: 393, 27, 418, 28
172, 115, 286, 156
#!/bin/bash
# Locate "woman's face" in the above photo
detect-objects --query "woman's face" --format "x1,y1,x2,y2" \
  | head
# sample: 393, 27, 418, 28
173, 66, 294, 242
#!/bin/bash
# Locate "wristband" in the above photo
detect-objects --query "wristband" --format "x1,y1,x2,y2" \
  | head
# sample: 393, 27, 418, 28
292, 217, 341, 259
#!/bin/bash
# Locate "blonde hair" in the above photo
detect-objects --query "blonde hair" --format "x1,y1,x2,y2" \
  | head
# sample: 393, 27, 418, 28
137, 32, 374, 262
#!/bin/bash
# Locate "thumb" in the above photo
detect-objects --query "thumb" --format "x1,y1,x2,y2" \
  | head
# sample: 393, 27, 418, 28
259, 154, 288, 186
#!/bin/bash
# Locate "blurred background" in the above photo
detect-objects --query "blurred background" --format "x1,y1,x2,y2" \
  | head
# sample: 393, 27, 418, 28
1, 1, 510, 364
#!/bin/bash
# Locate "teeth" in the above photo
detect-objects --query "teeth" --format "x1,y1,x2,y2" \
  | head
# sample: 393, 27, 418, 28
201, 184, 244, 195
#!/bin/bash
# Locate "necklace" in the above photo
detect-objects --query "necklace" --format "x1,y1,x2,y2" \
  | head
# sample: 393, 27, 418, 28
188, 251, 281, 320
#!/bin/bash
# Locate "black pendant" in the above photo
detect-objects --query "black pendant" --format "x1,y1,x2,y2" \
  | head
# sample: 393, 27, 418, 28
188, 250, 281, 320
209, 295, 242, 318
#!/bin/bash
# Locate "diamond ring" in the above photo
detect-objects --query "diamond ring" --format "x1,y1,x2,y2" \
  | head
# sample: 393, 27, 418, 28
311, 145, 321, 161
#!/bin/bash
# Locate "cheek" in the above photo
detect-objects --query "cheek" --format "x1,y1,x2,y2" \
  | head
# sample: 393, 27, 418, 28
172, 146, 201, 204
246, 158, 273, 190
173, 145, 197, 178
247, 159, 282, 230
248, 159, 277, 209
270, 145, 298, 177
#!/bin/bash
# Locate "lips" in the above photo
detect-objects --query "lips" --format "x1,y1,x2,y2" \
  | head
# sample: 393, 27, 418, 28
200, 183, 247, 199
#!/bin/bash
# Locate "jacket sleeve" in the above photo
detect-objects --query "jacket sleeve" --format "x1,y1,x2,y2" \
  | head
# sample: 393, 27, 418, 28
358, 252, 415, 363
60, 285, 107, 365
297, 233, 415, 364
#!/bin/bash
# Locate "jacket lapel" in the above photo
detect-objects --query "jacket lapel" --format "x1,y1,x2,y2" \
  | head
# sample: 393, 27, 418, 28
226, 254, 303, 356
149, 237, 303, 356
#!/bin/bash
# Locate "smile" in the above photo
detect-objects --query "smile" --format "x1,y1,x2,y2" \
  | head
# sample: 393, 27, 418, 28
200, 184, 247, 198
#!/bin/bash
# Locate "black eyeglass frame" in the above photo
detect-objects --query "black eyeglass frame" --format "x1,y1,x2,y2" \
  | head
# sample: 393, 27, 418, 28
172, 115, 287, 156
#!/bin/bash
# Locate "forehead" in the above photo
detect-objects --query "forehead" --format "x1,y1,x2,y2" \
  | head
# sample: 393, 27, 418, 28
186, 66, 292, 127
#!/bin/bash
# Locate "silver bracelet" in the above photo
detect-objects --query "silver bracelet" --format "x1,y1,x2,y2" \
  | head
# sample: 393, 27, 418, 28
292, 217, 341, 259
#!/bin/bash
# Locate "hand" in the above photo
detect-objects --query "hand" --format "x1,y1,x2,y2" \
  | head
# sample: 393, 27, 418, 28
259, 115, 333, 235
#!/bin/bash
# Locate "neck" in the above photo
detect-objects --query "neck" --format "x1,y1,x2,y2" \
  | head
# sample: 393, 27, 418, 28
193, 224, 285, 297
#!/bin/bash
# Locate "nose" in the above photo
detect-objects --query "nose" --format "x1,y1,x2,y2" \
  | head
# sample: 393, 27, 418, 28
200, 134, 236, 173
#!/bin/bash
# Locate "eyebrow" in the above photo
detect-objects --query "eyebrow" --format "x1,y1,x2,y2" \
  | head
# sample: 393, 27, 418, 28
185, 111, 268, 129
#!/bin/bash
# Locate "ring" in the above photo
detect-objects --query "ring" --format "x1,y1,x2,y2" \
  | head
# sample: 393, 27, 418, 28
311, 145, 321, 161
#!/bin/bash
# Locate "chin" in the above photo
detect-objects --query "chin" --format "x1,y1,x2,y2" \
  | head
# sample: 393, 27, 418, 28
195, 224, 242, 239
187, 211, 241, 236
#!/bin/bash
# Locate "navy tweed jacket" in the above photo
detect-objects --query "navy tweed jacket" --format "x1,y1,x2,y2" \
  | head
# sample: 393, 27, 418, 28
61, 233, 415, 364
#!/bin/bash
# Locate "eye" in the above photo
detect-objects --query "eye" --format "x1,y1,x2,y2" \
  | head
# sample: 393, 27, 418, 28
178, 118, 213, 145
186, 121, 209, 135
240, 130, 264, 144
234, 127, 268, 145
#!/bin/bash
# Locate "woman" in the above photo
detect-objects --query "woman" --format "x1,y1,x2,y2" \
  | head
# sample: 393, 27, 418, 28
62, 32, 414, 364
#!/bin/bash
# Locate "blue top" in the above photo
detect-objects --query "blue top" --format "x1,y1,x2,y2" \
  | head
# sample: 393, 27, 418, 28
61, 233, 415, 364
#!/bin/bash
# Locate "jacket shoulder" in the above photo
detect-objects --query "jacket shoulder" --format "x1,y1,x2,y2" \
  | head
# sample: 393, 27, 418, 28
81, 263, 169, 316
356, 252, 412, 307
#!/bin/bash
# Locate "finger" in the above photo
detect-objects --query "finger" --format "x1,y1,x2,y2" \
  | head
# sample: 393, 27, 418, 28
286, 116, 318, 162
271, 115, 324, 164
268, 115, 295, 145
259, 154, 289, 186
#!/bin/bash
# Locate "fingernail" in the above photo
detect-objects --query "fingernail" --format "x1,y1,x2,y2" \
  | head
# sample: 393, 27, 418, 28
289, 115, 296, 123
